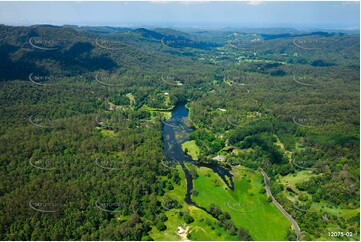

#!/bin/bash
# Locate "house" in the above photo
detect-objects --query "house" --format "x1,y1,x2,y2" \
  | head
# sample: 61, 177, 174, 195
177, 226, 185, 234
212, 155, 225, 162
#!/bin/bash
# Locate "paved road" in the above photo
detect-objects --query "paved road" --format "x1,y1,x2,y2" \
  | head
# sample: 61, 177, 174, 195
260, 168, 301, 241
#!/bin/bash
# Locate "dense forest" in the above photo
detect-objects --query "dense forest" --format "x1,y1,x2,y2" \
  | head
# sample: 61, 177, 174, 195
0, 24, 359, 241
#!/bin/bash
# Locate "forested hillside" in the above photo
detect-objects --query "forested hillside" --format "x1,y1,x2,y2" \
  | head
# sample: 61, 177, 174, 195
0, 24, 359, 241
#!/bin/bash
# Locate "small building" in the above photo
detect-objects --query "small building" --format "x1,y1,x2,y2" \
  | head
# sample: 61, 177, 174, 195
218, 108, 227, 112
178, 226, 185, 234
212, 155, 225, 162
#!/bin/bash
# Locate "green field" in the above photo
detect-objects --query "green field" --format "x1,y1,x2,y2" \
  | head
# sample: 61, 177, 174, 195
191, 165, 291, 240
126, 93, 136, 106
279, 170, 314, 187
279, 171, 360, 219
149, 165, 239, 241
182, 140, 200, 160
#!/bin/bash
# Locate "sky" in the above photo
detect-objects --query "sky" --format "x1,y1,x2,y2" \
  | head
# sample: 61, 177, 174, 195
0, 1, 359, 29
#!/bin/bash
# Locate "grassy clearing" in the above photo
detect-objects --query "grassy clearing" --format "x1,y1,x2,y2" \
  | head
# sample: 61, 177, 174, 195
295, 142, 306, 152
280, 170, 314, 187
279, 170, 359, 223
311, 201, 359, 219
191, 165, 290, 240
149, 165, 238, 241
164, 93, 171, 107
237, 58, 288, 65
147, 110, 171, 120
100, 129, 116, 138
126, 93, 135, 106
182, 140, 200, 160
274, 135, 293, 161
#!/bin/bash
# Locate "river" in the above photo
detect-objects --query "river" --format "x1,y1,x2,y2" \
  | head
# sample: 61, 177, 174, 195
162, 103, 234, 206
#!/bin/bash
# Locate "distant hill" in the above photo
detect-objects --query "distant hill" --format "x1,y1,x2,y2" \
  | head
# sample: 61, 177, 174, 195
65, 25, 133, 34
133, 28, 164, 40
154, 27, 191, 38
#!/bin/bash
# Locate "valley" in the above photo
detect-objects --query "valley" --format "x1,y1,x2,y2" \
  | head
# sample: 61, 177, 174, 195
0, 22, 359, 241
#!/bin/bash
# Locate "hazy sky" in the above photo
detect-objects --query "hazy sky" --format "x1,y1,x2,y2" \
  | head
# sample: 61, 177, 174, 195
0, 1, 359, 29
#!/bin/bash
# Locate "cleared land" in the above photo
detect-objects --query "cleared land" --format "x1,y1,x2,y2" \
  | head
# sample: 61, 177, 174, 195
191, 165, 291, 240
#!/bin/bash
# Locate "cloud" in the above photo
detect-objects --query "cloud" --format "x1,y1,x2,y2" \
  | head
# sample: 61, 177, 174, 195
341, 1, 360, 5
150, 0, 209, 4
247, 1, 263, 6
150, 1, 173, 4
